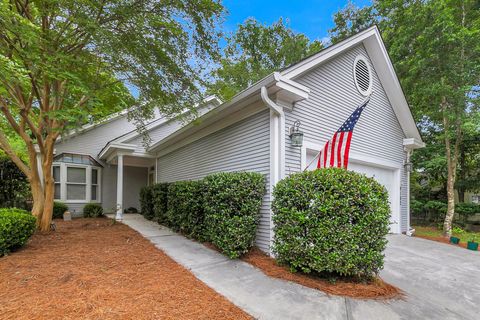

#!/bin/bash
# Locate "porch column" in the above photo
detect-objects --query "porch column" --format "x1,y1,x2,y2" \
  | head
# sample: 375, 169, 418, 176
115, 154, 124, 220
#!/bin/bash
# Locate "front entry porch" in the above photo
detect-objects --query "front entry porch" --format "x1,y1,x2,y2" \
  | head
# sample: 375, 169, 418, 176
103, 153, 155, 220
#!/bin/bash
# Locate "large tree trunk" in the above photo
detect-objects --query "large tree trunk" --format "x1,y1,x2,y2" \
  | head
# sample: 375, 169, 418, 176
39, 138, 56, 232
30, 176, 45, 221
442, 97, 461, 238
443, 160, 456, 237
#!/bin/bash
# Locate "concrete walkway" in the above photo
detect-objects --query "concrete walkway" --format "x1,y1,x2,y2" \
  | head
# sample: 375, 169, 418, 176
115, 214, 480, 320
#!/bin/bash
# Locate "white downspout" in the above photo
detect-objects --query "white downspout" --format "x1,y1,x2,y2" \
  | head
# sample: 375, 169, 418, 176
261, 86, 285, 181
261, 86, 285, 254
405, 148, 414, 236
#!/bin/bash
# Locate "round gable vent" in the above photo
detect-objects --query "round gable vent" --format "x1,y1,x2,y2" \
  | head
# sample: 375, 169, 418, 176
353, 55, 372, 96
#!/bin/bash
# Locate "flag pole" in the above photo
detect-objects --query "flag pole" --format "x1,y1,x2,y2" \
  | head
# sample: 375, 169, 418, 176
302, 94, 372, 172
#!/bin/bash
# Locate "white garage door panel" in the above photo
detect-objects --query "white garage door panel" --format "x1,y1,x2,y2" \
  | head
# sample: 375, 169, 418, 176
304, 149, 400, 233
348, 162, 399, 233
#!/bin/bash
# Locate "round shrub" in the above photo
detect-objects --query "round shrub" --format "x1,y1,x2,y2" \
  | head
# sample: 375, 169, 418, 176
272, 168, 390, 279
203, 172, 265, 259
139, 186, 154, 220
53, 201, 69, 219
83, 203, 104, 218
0, 208, 36, 256
166, 180, 205, 240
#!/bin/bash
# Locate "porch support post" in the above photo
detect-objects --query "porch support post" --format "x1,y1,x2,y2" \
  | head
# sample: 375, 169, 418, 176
115, 154, 124, 221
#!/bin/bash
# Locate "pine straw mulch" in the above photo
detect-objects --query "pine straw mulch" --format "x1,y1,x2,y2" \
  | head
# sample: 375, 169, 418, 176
241, 248, 402, 300
0, 218, 251, 320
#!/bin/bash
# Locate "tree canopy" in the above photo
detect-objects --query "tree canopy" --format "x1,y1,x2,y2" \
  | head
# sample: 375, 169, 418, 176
208, 18, 323, 101
0, 0, 224, 230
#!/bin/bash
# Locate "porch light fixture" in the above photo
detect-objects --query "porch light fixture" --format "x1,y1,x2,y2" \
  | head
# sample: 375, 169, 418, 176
404, 161, 413, 173
289, 120, 304, 147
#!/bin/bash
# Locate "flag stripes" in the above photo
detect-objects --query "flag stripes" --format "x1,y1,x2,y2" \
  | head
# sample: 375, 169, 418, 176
315, 100, 368, 170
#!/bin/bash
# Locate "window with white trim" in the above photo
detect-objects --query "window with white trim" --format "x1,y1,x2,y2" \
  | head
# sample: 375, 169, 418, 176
53, 153, 102, 203
53, 165, 61, 199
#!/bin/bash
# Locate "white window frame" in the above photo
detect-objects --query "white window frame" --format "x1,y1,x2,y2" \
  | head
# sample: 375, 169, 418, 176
53, 162, 102, 204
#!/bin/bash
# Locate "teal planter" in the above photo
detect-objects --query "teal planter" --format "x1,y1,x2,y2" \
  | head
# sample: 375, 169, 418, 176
450, 236, 460, 244
467, 241, 478, 251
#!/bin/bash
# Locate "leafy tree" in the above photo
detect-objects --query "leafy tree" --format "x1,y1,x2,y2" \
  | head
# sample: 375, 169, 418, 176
456, 113, 480, 202
329, 0, 480, 236
329, 1, 377, 44
0, 0, 223, 231
209, 18, 323, 100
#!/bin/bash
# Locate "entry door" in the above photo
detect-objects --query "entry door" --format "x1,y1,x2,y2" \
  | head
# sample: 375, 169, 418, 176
348, 162, 399, 233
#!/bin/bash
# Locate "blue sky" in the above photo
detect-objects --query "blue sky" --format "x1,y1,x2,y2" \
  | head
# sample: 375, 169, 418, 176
222, 0, 371, 43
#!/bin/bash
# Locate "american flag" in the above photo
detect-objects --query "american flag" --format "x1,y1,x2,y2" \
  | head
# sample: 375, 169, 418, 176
316, 100, 368, 169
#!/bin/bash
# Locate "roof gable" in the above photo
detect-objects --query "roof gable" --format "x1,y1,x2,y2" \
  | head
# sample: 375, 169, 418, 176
281, 25, 422, 143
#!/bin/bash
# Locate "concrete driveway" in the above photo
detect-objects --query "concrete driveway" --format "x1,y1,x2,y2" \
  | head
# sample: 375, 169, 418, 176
374, 235, 480, 320
119, 214, 480, 320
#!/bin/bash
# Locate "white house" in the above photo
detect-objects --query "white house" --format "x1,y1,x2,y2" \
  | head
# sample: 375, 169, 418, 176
51, 26, 424, 253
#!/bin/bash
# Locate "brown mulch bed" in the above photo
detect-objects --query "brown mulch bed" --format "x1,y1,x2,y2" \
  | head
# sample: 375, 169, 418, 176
0, 218, 251, 320
241, 248, 402, 300
414, 234, 468, 249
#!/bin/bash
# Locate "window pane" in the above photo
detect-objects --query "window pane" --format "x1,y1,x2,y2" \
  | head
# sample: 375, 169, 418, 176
72, 155, 83, 164
91, 185, 97, 201
67, 184, 86, 200
92, 169, 98, 185
67, 167, 86, 183
53, 166, 60, 181
54, 183, 61, 199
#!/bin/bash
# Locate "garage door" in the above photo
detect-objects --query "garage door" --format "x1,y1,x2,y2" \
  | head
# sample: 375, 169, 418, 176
348, 162, 399, 233
304, 149, 400, 233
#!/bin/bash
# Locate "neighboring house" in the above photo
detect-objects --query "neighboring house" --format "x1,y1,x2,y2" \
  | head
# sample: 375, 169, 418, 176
455, 191, 480, 204
51, 26, 424, 253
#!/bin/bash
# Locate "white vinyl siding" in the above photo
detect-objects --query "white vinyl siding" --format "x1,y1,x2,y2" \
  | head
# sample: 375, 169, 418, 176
285, 44, 409, 232
156, 109, 271, 252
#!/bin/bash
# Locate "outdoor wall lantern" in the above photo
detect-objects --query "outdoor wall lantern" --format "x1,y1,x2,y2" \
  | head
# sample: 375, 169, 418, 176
404, 161, 413, 173
289, 120, 304, 147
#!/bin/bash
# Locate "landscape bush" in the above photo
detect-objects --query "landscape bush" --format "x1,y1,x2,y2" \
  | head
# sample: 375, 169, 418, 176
456, 202, 480, 224
152, 183, 169, 223
272, 167, 390, 279
0, 208, 36, 256
139, 185, 155, 220
137, 172, 265, 259
166, 180, 206, 240
52, 201, 69, 219
83, 203, 104, 218
203, 172, 265, 258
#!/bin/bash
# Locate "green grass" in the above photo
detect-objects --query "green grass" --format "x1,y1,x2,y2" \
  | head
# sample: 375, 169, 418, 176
413, 226, 480, 243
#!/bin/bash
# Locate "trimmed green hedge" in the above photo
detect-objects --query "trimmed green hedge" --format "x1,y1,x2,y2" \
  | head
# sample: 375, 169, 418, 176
83, 203, 104, 218
272, 168, 390, 279
53, 201, 68, 219
139, 172, 266, 259
152, 183, 169, 223
139, 186, 155, 220
0, 208, 37, 256
166, 181, 206, 240
203, 172, 265, 258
